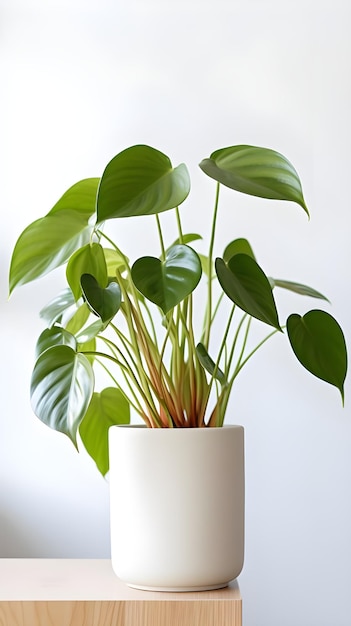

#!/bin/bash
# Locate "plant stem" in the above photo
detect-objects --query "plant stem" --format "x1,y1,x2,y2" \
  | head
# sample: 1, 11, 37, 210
205, 304, 236, 405
94, 356, 146, 420
156, 214, 166, 261
204, 182, 220, 349
175, 206, 183, 243
232, 327, 280, 380
116, 275, 162, 426
226, 313, 249, 377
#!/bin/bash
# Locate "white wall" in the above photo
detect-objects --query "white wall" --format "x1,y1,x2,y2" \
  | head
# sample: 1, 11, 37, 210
1, 1, 351, 625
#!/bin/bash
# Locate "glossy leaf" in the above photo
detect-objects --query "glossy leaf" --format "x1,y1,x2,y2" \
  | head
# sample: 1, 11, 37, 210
287, 310, 348, 402
76, 319, 104, 343
35, 326, 76, 359
96, 145, 190, 221
223, 238, 256, 263
199, 145, 308, 215
66, 243, 108, 300
216, 254, 281, 330
40, 288, 76, 326
79, 387, 130, 475
196, 343, 226, 384
48, 178, 99, 217
271, 278, 329, 301
80, 274, 121, 323
131, 244, 202, 314
9, 178, 99, 294
30, 345, 94, 445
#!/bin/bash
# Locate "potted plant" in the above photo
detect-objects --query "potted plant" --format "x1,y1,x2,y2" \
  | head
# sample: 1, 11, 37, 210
9, 144, 348, 590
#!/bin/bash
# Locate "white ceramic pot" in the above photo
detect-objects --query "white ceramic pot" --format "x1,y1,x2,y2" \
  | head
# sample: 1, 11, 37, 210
109, 425, 244, 591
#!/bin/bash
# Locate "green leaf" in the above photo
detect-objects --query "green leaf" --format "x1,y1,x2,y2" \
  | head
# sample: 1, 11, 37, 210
216, 254, 281, 330
104, 248, 128, 278
40, 288, 76, 326
196, 343, 226, 384
80, 274, 122, 323
77, 336, 96, 364
168, 233, 202, 250
131, 244, 202, 314
96, 145, 190, 221
9, 178, 99, 294
48, 178, 99, 217
199, 145, 308, 216
30, 345, 94, 445
198, 254, 215, 279
287, 310, 348, 402
79, 387, 130, 475
65, 302, 91, 335
223, 238, 256, 263
76, 319, 104, 343
66, 243, 108, 300
271, 278, 329, 301
35, 326, 76, 359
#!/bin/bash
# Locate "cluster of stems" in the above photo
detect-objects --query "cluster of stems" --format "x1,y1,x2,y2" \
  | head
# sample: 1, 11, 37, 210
88, 183, 277, 428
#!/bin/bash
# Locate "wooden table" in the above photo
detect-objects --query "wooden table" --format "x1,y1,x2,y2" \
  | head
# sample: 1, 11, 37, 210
0, 559, 242, 626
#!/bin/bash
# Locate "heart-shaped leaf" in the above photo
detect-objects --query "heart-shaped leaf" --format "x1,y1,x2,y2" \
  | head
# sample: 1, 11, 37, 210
9, 178, 99, 294
97, 145, 190, 221
66, 243, 108, 300
79, 387, 130, 476
287, 310, 348, 402
30, 345, 94, 445
216, 254, 281, 330
131, 244, 202, 314
80, 274, 121, 324
199, 145, 308, 216
271, 278, 329, 301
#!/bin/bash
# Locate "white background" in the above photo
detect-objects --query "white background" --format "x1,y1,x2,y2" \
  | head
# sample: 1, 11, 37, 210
1, 1, 351, 625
